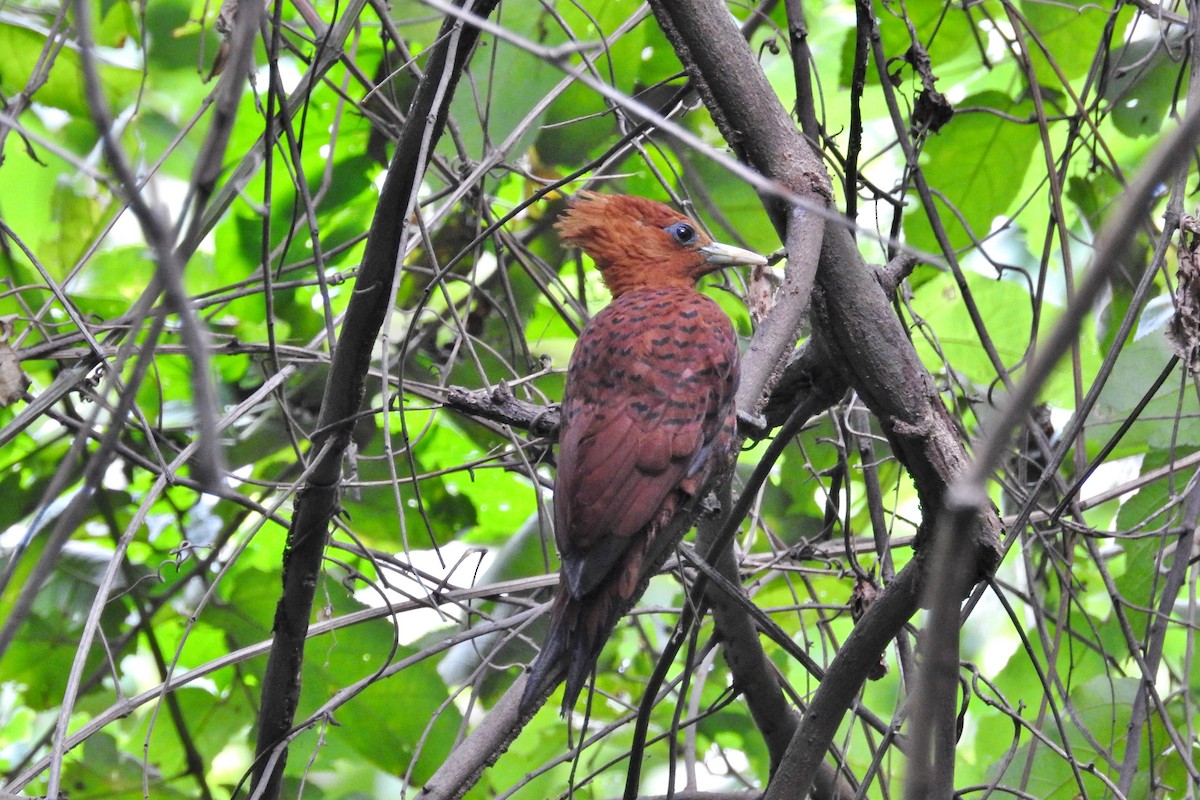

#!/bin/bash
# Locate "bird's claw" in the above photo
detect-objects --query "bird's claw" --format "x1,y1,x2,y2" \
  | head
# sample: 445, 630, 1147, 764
737, 410, 770, 440
699, 491, 722, 517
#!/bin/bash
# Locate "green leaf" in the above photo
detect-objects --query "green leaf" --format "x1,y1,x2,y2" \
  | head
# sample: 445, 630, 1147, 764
295, 593, 463, 781
1019, 0, 1129, 86
911, 268, 1033, 384
0, 20, 140, 116
904, 92, 1042, 255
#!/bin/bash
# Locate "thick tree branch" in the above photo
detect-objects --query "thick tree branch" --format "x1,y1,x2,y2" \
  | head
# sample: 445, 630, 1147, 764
762, 96, 1005, 800
247, 3, 500, 798
648, 2, 1008, 798
645, 6, 929, 800
646, 0, 830, 413
812, 226, 1003, 572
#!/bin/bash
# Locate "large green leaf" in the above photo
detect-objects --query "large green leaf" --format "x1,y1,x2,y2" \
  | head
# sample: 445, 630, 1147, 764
905, 91, 1042, 255
0, 20, 140, 115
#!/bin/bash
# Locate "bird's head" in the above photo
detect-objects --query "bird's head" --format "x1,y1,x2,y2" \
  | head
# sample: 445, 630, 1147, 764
555, 192, 767, 297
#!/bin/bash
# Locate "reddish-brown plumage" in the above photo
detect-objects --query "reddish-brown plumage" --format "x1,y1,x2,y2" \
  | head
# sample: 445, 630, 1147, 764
522, 193, 767, 715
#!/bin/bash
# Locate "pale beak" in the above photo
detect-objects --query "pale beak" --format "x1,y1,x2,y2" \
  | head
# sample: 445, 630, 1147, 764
699, 241, 769, 267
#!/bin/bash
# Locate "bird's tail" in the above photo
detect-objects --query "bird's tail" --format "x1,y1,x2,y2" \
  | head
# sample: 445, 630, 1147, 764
520, 591, 570, 714
520, 501, 680, 716
519, 583, 621, 716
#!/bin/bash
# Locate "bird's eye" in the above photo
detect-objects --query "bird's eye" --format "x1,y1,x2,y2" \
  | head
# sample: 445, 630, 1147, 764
665, 222, 698, 246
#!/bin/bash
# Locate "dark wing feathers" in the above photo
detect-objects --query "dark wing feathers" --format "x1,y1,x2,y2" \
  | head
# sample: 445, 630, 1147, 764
554, 288, 738, 600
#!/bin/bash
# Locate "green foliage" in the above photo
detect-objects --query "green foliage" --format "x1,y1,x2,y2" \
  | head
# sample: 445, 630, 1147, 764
0, 0, 1196, 798
904, 92, 1043, 254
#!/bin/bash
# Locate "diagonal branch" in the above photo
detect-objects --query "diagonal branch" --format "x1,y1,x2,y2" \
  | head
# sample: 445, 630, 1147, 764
75, 0, 231, 490
908, 97, 1200, 800
246, 3, 500, 798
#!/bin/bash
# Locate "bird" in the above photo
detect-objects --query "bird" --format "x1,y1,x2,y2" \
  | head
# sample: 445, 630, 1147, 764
521, 192, 768, 715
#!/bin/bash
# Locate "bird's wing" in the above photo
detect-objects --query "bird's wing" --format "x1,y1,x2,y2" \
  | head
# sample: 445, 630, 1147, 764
554, 290, 738, 599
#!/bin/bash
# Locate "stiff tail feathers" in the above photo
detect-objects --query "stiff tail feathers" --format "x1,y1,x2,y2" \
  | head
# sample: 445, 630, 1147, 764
520, 592, 570, 714
519, 584, 621, 716
521, 502, 682, 716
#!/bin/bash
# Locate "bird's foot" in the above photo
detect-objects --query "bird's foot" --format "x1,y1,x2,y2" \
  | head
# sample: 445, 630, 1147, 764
737, 410, 770, 441
699, 491, 722, 518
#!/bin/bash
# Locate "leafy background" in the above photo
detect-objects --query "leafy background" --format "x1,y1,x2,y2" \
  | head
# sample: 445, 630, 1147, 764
0, 0, 1197, 798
